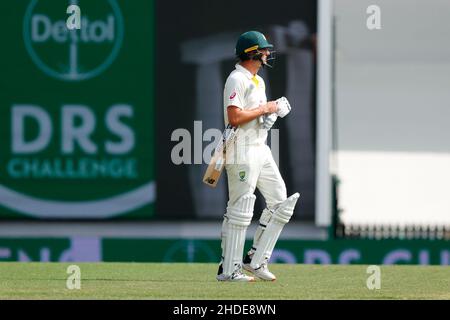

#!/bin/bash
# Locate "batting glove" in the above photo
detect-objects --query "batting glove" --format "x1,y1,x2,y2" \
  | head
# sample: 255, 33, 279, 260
261, 113, 278, 130
276, 96, 291, 118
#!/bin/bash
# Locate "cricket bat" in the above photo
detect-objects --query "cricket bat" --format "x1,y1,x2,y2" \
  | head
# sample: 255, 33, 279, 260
203, 124, 239, 187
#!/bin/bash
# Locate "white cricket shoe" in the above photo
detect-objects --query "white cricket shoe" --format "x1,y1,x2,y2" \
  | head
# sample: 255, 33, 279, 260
217, 268, 255, 282
243, 262, 276, 281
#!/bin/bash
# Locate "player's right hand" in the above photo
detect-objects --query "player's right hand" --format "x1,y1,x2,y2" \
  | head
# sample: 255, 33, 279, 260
263, 101, 278, 114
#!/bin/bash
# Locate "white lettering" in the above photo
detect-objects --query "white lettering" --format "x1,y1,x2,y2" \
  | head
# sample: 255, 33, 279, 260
32, 14, 114, 43
12, 105, 52, 154
366, 265, 381, 290
66, 265, 81, 289
171, 129, 192, 165
202, 128, 222, 164
105, 105, 134, 154
383, 249, 411, 264
366, 5, 382, 30
53, 21, 68, 43
32, 15, 51, 42
62, 105, 97, 154
66, 5, 81, 30
339, 249, 361, 264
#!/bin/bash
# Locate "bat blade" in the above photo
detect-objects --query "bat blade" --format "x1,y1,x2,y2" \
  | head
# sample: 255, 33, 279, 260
202, 152, 225, 187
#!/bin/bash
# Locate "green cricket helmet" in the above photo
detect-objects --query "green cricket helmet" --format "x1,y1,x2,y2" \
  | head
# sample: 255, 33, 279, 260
235, 31, 273, 55
235, 31, 275, 67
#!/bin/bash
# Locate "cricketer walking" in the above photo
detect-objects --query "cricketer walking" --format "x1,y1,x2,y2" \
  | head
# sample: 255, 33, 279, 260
217, 31, 300, 282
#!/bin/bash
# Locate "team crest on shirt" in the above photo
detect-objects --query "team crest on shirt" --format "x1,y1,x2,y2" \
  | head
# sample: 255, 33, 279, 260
229, 91, 236, 99
239, 171, 246, 181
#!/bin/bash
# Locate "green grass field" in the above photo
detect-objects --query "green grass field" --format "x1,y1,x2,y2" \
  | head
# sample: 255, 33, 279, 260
0, 263, 448, 300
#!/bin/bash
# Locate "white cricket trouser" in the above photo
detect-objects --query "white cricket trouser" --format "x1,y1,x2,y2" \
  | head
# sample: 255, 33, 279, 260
225, 144, 287, 211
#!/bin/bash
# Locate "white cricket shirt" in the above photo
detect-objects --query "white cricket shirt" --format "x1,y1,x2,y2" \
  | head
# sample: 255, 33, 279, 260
223, 64, 268, 146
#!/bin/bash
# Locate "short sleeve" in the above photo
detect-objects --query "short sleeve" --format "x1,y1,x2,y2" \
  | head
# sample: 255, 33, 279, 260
224, 75, 245, 110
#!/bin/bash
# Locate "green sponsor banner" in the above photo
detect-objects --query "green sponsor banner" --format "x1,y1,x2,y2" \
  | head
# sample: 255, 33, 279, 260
0, 238, 71, 261
1, 238, 448, 265
103, 239, 450, 265
104, 239, 220, 263
0, 1, 155, 219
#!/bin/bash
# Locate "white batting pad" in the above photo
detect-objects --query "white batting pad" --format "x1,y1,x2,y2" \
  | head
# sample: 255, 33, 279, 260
222, 223, 247, 276
250, 193, 299, 268
219, 217, 228, 261
222, 194, 256, 275
226, 194, 256, 226
251, 208, 273, 251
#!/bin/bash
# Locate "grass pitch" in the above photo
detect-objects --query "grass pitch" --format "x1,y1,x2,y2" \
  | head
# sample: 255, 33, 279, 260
0, 263, 448, 300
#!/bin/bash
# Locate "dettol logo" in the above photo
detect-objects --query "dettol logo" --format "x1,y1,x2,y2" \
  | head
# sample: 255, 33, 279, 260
23, 0, 124, 81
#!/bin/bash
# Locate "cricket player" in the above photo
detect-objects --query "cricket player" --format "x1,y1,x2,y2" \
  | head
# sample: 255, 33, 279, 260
217, 31, 300, 282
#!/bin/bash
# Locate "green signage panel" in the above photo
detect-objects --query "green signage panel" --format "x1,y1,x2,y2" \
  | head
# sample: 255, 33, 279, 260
0, 0, 155, 219
102, 239, 449, 265
1, 238, 448, 265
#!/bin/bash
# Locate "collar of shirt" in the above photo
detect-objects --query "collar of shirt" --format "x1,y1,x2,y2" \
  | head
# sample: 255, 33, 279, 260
235, 63, 260, 87
235, 63, 256, 80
